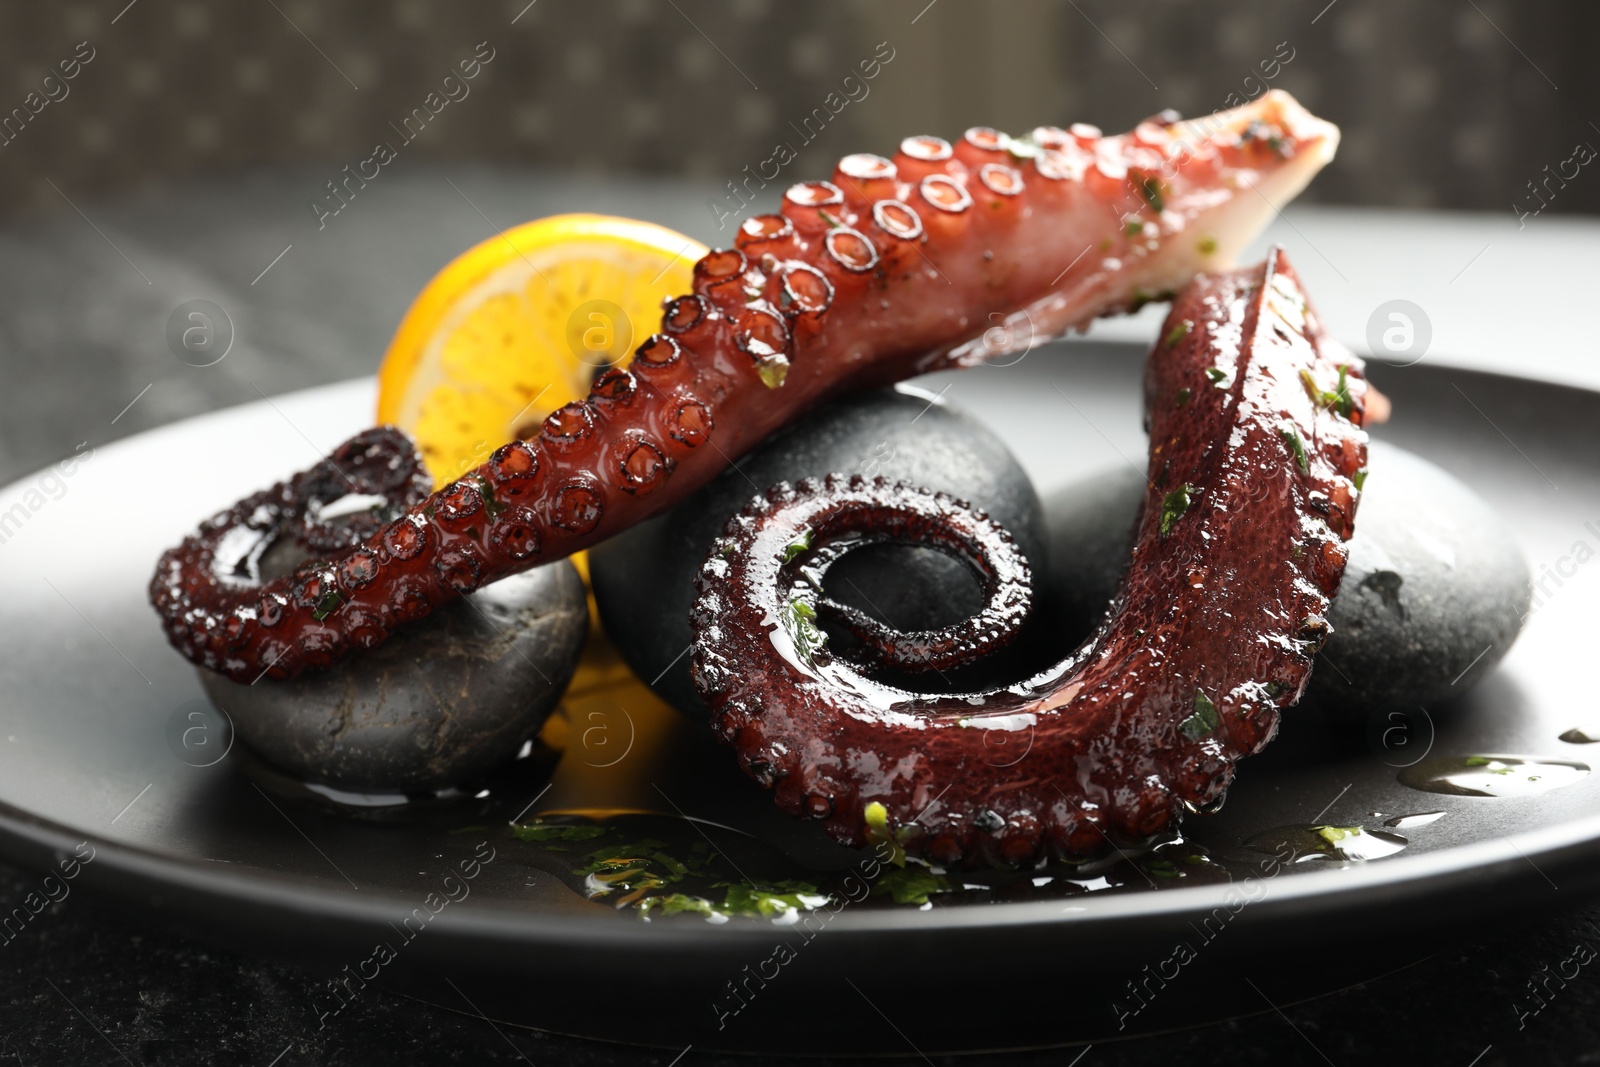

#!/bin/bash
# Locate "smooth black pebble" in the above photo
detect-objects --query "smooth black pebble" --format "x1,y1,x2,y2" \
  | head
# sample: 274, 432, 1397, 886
590, 386, 1049, 717
200, 559, 588, 794
1041, 439, 1529, 712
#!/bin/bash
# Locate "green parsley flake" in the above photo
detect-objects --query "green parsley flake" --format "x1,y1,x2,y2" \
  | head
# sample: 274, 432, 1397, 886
1159, 484, 1194, 537
636, 893, 717, 919
1164, 320, 1192, 347
782, 597, 826, 662
1331, 365, 1355, 418
1125, 218, 1145, 237
1127, 288, 1168, 313
756, 355, 790, 389
512, 824, 610, 843
1353, 468, 1368, 491
1179, 689, 1220, 741
1137, 175, 1165, 213
1205, 366, 1228, 385
863, 801, 906, 867
872, 866, 953, 906
720, 880, 829, 918
781, 528, 813, 563
312, 588, 343, 621
1198, 235, 1218, 255
475, 473, 505, 519
1175, 387, 1192, 408
1280, 425, 1309, 473
1301, 366, 1354, 420
1144, 858, 1182, 879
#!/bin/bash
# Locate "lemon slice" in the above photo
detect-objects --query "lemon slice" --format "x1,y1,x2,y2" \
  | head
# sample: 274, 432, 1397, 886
377, 213, 706, 487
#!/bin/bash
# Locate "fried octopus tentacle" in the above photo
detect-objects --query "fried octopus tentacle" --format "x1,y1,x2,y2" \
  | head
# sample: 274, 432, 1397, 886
690, 249, 1370, 867
152, 92, 1339, 682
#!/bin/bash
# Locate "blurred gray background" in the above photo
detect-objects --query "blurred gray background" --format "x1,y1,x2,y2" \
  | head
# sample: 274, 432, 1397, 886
2, 0, 1596, 216
0, 0, 1595, 486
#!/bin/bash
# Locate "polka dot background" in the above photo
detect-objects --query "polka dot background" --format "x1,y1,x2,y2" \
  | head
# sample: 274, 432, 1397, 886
0, 0, 1595, 219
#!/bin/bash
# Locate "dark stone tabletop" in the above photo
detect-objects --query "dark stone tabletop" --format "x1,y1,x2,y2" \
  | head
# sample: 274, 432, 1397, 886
2, 169, 1598, 1066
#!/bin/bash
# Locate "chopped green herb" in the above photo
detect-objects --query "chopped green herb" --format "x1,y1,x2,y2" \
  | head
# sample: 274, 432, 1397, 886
1280, 425, 1309, 473
1144, 858, 1182, 879
781, 529, 813, 563
474, 473, 505, 519
756, 355, 790, 390
818, 209, 843, 229
1179, 688, 1220, 741
1137, 174, 1166, 213
1331, 365, 1354, 418
1353, 468, 1368, 491
781, 597, 826, 662
1175, 387, 1192, 408
652, 851, 690, 878
1125, 217, 1145, 237
1164, 320, 1192, 347
637, 893, 717, 919
872, 866, 953, 906
1197, 235, 1218, 255
512, 824, 610, 843
1298, 366, 1354, 419
1205, 366, 1228, 385
1159, 484, 1195, 537
312, 588, 343, 621
863, 801, 906, 867
1299, 369, 1328, 405
721, 880, 829, 918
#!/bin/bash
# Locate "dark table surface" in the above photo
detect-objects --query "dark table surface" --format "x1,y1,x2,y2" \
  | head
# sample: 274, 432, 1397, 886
1, 168, 1597, 1066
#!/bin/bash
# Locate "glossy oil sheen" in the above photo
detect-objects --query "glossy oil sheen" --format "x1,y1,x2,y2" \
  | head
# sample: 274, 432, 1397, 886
1, 343, 1597, 1054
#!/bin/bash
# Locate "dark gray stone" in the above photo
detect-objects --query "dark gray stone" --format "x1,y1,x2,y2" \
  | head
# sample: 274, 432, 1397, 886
1041, 439, 1530, 712
589, 386, 1049, 717
199, 561, 588, 793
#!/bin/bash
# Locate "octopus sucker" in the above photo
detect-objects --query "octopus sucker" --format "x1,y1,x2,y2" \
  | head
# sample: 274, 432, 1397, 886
690, 249, 1369, 866
150, 91, 1339, 687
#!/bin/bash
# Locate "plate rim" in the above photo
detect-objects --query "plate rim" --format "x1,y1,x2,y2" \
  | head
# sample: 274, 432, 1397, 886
2, 356, 1598, 959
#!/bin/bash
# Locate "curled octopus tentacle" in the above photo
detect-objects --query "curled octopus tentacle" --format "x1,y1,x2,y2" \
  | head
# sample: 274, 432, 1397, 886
690, 249, 1370, 867
716, 477, 1035, 678
149, 428, 434, 677
151, 92, 1341, 683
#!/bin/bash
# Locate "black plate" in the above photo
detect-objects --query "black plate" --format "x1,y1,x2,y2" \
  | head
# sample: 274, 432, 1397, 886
1, 340, 1596, 1056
